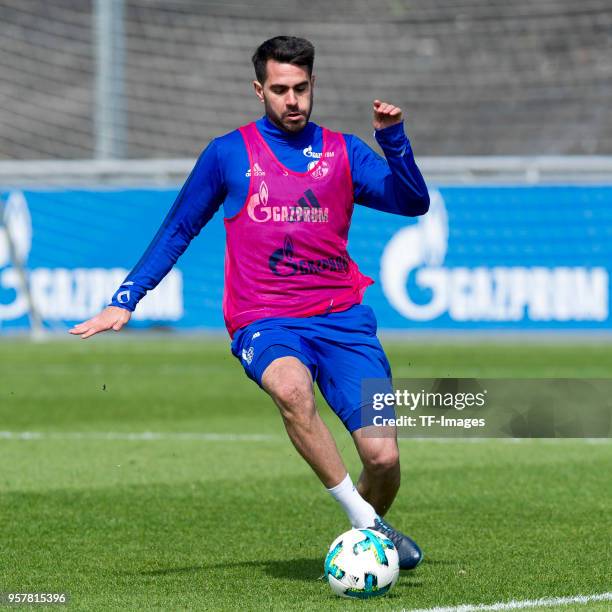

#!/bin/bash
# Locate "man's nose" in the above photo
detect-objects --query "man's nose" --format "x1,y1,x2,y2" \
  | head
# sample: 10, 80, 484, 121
285, 89, 298, 106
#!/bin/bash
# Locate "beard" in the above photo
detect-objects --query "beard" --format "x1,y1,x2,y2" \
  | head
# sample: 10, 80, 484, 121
263, 92, 313, 134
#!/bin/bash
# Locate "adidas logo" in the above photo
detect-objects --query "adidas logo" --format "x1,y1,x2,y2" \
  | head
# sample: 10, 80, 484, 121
245, 163, 266, 177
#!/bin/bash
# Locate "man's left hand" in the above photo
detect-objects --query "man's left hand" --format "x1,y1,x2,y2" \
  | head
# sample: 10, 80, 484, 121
373, 99, 403, 130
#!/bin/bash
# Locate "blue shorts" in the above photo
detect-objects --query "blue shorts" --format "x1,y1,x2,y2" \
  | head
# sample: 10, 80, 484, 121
230, 304, 394, 433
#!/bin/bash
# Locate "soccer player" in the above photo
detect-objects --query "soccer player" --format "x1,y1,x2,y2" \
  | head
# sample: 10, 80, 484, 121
70, 36, 429, 570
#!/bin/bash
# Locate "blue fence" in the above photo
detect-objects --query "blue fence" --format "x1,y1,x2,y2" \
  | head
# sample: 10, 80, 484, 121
0, 185, 610, 333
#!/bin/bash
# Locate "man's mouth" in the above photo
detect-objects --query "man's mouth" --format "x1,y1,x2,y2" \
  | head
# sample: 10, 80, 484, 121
285, 112, 303, 120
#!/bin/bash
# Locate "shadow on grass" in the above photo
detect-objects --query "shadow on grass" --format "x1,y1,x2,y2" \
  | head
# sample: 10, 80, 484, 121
136, 557, 428, 590
138, 557, 322, 581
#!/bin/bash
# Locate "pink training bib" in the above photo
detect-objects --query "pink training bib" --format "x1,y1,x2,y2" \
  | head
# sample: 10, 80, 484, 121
223, 122, 373, 337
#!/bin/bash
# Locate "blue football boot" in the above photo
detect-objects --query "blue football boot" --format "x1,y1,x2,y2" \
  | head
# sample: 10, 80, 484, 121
369, 516, 423, 570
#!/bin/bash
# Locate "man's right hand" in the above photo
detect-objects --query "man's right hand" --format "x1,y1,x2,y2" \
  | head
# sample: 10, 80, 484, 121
69, 306, 132, 339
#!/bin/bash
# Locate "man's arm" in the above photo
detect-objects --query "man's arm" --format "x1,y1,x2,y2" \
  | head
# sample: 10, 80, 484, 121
349, 100, 429, 217
69, 140, 226, 339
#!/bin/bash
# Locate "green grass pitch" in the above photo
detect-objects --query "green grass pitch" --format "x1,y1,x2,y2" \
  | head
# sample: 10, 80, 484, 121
1, 338, 611, 610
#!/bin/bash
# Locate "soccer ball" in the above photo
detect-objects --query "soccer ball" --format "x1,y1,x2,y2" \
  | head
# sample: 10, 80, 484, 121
324, 528, 399, 599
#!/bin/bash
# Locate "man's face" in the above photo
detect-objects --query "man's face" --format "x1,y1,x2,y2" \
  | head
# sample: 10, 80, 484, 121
253, 60, 314, 133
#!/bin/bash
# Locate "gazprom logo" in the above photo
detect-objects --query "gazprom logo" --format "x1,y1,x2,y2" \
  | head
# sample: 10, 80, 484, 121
380, 190, 608, 322
0, 191, 31, 268
247, 183, 329, 224
0, 191, 183, 324
247, 181, 271, 223
0, 191, 32, 321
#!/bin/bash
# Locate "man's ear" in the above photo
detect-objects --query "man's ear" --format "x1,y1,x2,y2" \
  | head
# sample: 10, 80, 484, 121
311, 74, 316, 88
253, 80, 264, 103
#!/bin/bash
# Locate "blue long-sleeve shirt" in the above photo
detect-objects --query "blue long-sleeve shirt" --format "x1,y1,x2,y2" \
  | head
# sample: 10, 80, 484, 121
110, 116, 429, 311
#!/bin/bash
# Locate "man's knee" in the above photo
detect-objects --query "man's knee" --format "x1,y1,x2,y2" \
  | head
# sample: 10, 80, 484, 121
261, 357, 315, 418
363, 443, 400, 475
274, 377, 314, 412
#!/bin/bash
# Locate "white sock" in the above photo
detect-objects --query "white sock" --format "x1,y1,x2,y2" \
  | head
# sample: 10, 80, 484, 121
327, 473, 377, 529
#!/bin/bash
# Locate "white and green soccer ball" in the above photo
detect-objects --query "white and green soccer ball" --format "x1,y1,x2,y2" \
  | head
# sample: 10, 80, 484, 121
324, 528, 399, 599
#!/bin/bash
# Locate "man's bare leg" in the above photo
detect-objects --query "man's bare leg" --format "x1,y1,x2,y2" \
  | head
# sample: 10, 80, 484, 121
262, 358, 400, 517
351, 425, 400, 517
261, 356, 346, 488
261, 356, 379, 529
351, 425, 423, 569
262, 361, 422, 568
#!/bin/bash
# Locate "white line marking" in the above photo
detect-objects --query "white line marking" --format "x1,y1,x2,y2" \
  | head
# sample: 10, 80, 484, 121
398, 438, 611, 444
404, 592, 612, 612
0, 431, 279, 442
0, 431, 609, 443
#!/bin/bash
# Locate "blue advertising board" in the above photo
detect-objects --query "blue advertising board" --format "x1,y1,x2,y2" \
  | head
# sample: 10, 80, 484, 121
0, 186, 610, 333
